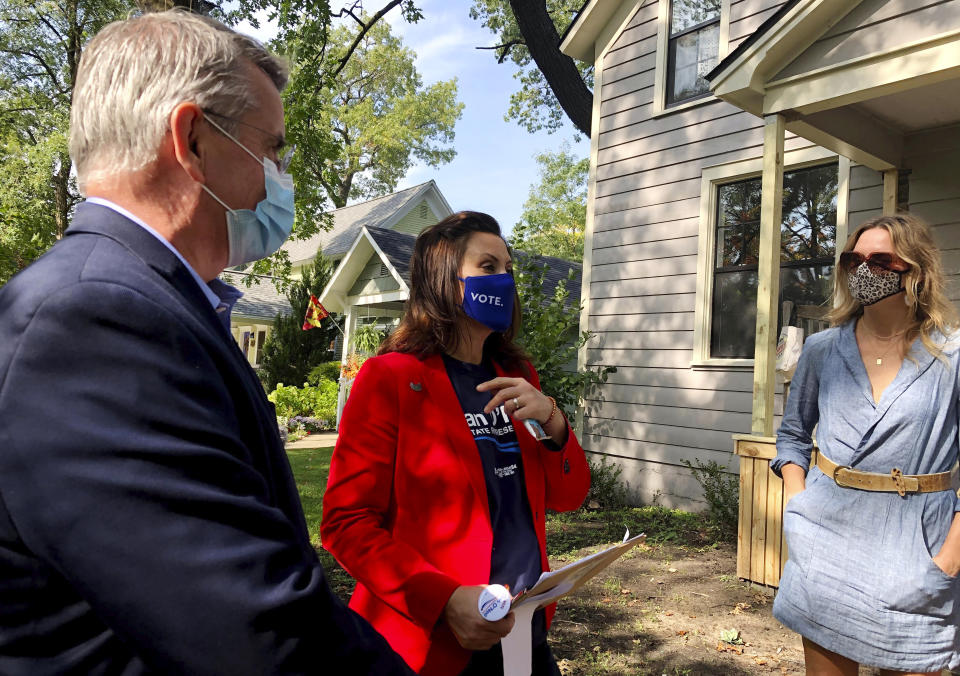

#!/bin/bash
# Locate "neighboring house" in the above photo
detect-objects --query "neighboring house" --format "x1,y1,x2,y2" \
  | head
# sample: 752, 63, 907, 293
224, 180, 453, 366
283, 179, 453, 272
224, 271, 291, 369
319, 225, 583, 424
561, 0, 960, 511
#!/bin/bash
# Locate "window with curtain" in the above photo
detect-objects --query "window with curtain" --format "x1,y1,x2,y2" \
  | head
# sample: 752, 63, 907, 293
667, 0, 721, 106
711, 163, 838, 358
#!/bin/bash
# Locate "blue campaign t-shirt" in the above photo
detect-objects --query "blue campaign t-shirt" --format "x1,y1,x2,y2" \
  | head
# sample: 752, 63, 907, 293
441, 354, 542, 595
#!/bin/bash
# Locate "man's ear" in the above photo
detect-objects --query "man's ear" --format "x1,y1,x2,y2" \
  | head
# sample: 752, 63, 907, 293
169, 102, 206, 183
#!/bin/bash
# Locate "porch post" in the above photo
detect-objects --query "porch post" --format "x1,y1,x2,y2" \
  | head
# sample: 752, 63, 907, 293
335, 304, 358, 430
751, 114, 786, 436
882, 169, 898, 215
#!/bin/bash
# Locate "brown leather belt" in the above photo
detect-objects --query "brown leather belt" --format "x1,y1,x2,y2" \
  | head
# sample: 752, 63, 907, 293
817, 453, 953, 496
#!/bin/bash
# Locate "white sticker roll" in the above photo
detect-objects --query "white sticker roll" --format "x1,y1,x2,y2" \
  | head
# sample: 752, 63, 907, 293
477, 584, 512, 621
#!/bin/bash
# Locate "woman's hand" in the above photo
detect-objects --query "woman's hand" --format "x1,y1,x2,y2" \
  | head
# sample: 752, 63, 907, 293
477, 377, 567, 443
780, 463, 806, 505
933, 513, 960, 577
443, 586, 515, 651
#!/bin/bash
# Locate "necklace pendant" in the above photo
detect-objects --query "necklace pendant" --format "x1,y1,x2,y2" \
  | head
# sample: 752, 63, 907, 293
876, 358, 883, 365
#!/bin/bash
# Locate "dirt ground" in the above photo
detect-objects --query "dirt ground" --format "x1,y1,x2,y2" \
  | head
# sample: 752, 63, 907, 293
546, 541, 808, 676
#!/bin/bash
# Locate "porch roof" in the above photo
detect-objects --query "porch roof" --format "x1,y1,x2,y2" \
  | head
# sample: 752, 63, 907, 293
707, 0, 960, 171
317, 226, 412, 315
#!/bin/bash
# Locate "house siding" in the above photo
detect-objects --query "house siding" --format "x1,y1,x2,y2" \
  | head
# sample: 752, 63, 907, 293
347, 255, 401, 296
392, 199, 439, 236
904, 128, 960, 302
775, 0, 955, 81
584, 0, 799, 509
728, 0, 784, 50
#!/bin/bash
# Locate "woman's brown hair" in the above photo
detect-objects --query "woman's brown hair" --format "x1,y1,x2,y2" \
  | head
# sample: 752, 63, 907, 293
827, 213, 958, 357
378, 211, 529, 369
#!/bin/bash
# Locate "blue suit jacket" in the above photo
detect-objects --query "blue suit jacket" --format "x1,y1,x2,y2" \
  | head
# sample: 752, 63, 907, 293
0, 203, 412, 675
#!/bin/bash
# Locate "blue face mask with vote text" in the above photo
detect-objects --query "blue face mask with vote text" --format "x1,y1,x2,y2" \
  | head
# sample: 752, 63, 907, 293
200, 117, 295, 267
459, 273, 515, 332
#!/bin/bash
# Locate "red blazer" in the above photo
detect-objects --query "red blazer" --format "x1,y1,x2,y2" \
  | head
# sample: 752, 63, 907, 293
321, 351, 590, 675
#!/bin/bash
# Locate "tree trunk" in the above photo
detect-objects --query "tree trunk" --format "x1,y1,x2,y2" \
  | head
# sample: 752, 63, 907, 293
53, 0, 82, 239
332, 172, 353, 209
54, 152, 71, 239
508, 0, 593, 137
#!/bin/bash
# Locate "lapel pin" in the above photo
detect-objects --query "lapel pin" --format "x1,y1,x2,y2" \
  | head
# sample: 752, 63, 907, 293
409, 382, 422, 392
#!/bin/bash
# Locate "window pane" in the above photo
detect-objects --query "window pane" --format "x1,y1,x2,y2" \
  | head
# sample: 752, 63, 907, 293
778, 264, 833, 336
711, 269, 758, 359
716, 177, 761, 267
780, 164, 838, 262
671, 0, 721, 35
710, 164, 838, 359
256, 330, 266, 365
667, 22, 719, 104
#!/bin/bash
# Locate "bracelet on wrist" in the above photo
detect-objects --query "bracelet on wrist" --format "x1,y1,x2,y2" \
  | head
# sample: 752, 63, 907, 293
542, 396, 558, 426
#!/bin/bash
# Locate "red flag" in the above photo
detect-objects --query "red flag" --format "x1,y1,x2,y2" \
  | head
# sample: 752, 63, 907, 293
302, 295, 329, 330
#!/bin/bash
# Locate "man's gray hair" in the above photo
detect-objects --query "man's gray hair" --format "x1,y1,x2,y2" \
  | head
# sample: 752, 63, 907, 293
70, 10, 288, 192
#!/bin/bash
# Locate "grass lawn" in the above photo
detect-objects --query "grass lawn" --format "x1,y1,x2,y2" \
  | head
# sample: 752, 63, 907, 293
284, 446, 355, 597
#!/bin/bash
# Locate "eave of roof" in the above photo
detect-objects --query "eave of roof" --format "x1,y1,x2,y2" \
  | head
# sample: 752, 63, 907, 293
559, 0, 625, 62
706, 0, 801, 82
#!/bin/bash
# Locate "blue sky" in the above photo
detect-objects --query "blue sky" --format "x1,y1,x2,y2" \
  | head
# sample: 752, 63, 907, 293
238, 0, 590, 235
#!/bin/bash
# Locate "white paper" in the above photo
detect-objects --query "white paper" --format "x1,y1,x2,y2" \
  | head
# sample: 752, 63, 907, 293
500, 603, 537, 676
498, 531, 646, 676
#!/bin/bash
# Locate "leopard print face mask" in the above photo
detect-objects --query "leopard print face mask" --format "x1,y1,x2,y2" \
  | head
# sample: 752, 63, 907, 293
847, 262, 904, 306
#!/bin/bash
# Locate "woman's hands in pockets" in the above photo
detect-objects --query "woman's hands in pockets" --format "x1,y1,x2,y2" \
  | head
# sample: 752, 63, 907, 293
444, 586, 515, 650
477, 377, 567, 443
781, 463, 807, 505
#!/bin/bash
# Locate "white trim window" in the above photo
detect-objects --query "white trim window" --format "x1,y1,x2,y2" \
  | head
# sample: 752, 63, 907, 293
653, 0, 731, 116
666, 0, 721, 106
693, 148, 842, 365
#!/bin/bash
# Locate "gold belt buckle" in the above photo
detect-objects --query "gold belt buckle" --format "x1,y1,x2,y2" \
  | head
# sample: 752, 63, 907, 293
832, 463, 852, 487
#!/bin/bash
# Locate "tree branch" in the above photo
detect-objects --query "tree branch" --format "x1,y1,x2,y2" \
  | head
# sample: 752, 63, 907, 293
35, 11, 68, 48
330, 0, 363, 26
0, 105, 40, 116
0, 48, 67, 98
328, 0, 403, 80
476, 39, 523, 64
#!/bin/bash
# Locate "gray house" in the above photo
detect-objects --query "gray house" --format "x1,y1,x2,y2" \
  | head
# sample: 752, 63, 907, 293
562, 0, 960, 522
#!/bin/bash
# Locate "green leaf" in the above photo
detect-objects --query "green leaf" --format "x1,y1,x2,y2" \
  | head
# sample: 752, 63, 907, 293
719, 628, 743, 645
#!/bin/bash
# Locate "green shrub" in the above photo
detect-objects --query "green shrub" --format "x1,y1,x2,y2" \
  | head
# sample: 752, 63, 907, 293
268, 380, 338, 422
586, 455, 629, 508
308, 361, 342, 385
682, 458, 739, 542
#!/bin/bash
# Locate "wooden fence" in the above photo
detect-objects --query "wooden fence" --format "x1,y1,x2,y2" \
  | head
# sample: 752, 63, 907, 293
733, 434, 818, 588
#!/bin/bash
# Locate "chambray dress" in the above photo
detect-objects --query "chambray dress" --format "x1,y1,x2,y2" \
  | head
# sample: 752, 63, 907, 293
771, 320, 960, 671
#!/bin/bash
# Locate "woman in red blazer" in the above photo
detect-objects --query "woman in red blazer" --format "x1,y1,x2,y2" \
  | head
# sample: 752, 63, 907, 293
321, 211, 590, 675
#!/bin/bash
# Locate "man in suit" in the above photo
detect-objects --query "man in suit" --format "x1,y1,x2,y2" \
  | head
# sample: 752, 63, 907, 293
0, 10, 413, 675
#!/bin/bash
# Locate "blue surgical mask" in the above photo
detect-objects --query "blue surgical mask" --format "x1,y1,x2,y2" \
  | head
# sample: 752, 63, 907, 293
201, 117, 295, 267
459, 273, 516, 332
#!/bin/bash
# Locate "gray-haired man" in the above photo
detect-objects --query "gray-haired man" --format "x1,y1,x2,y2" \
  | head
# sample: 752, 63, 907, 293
0, 10, 414, 675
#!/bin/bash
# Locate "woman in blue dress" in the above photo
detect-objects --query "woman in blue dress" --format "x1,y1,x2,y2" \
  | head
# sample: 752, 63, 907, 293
772, 213, 960, 674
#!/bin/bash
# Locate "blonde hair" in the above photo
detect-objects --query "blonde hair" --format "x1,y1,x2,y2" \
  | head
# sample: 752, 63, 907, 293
70, 10, 288, 192
827, 213, 958, 358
